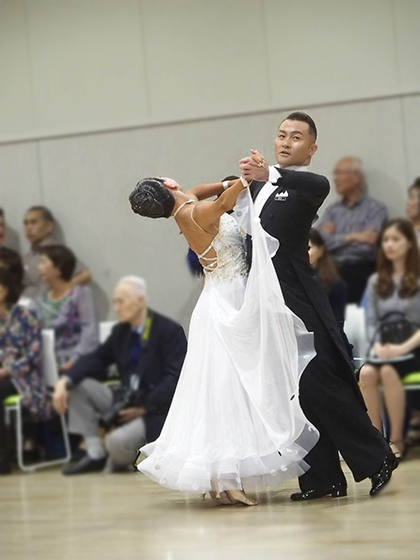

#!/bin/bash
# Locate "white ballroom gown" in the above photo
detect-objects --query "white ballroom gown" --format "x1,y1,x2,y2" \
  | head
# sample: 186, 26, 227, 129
137, 189, 319, 494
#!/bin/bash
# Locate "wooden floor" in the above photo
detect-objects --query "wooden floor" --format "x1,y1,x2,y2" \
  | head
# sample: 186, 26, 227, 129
1, 452, 420, 560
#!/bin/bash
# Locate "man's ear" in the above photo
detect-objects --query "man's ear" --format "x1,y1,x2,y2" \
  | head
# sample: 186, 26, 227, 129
309, 143, 318, 157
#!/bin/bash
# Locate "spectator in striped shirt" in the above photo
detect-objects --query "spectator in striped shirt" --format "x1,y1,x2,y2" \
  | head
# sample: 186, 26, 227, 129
317, 157, 387, 304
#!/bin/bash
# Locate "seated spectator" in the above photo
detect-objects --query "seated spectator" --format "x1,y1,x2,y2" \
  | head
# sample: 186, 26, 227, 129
405, 177, 420, 246
317, 157, 387, 304
23, 206, 92, 299
0, 247, 34, 309
0, 268, 53, 475
0, 208, 6, 249
52, 276, 187, 475
309, 228, 348, 329
36, 245, 99, 373
359, 219, 420, 460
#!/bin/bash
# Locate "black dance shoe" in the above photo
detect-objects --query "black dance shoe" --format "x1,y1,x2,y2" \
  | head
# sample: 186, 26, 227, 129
370, 453, 399, 497
63, 454, 107, 476
290, 483, 347, 501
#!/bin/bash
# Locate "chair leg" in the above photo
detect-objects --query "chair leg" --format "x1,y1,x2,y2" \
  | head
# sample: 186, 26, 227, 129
13, 401, 72, 473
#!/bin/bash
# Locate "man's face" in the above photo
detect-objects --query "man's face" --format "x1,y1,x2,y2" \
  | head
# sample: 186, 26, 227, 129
406, 188, 420, 221
0, 216, 5, 247
274, 119, 317, 168
113, 284, 146, 325
333, 160, 362, 196
24, 211, 53, 245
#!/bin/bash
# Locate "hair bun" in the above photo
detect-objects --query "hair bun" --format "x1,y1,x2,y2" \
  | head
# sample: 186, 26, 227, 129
129, 177, 175, 219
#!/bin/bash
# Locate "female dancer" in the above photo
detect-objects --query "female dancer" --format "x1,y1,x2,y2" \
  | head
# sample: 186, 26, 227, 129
129, 176, 318, 505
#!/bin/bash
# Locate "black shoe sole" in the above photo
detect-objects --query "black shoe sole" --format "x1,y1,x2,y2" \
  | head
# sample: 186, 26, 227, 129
291, 489, 348, 501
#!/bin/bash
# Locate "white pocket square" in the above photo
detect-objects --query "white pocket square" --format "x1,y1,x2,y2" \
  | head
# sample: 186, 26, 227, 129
275, 191, 289, 201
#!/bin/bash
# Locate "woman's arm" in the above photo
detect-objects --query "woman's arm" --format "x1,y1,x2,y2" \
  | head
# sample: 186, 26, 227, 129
192, 178, 249, 230
186, 180, 237, 201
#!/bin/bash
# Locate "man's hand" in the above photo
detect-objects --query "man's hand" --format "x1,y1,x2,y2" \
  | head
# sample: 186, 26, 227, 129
321, 222, 336, 235
60, 360, 75, 373
118, 407, 146, 424
0, 368, 9, 379
53, 378, 69, 415
239, 149, 269, 182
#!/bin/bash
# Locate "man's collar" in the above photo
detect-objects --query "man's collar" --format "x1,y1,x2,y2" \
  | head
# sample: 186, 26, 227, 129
31, 235, 54, 252
132, 312, 147, 335
277, 165, 309, 172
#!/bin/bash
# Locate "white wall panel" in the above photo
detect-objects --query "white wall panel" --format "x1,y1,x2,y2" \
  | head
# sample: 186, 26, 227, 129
26, 0, 149, 133
264, 0, 399, 108
141, 0, 270, 121
0, 141, 42, 252
402, 95, 420, 185
0, 0, 35, 138
394, 1, 420, 88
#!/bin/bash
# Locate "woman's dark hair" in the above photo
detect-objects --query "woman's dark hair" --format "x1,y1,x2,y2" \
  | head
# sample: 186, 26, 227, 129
0, 247, 24, 287
408, 177, 420, 198
376, 219, 420, 299
0, 267, 22, 306
39, 245, 76, 281
129, 177, 175, 219
309, 229, 340, 290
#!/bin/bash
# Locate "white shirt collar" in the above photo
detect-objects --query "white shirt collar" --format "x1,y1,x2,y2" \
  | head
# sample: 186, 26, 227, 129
278, 165, 308, 172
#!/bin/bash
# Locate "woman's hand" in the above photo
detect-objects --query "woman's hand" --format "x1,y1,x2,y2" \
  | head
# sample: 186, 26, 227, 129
239, 149, 269, 182
0, 368, 9, 379
374, 343, 405, 360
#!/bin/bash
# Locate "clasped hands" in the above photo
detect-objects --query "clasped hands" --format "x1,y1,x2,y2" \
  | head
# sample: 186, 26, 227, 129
239, 149, 269, 183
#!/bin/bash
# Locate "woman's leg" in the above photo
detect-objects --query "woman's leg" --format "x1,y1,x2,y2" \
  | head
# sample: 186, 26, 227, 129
379, 365, 406, 453
359, 365, 382, 432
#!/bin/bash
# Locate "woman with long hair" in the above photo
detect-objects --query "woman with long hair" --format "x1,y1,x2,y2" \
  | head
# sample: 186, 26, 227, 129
309, 229, 347, 328
360, 219, 420, 459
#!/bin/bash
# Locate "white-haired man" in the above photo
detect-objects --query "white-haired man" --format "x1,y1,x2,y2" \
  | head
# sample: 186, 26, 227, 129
53, 276, 187, 475
316, 157, 388, 304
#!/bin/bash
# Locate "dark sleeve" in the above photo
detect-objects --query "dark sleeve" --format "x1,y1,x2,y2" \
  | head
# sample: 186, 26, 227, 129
274, 173, 330, 206
65, 328, 117, 386
145, 323, 187, 411
328, 280, 348, 330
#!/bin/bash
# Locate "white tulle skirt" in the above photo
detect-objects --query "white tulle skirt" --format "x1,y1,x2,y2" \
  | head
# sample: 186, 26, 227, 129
138, 190, 319, 494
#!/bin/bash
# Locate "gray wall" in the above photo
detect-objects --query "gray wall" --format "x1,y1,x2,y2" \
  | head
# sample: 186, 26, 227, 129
1, 1, 420, 327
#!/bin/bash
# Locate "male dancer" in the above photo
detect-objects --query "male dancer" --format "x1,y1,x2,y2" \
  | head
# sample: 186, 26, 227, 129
239, 112, 397, 500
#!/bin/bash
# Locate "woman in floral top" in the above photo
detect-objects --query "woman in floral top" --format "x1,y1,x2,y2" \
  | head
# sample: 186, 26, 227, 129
0, 267, 53, 474
36, 245, 99, 373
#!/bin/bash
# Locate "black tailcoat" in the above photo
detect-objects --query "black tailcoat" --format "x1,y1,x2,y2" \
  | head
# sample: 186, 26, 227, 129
249, 169, 389, 490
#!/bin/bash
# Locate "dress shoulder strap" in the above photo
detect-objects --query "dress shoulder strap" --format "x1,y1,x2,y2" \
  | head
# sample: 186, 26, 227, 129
173, 199, 196, 219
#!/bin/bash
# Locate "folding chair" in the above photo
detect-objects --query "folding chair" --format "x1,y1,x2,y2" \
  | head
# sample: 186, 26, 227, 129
3, 329, 72, 473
